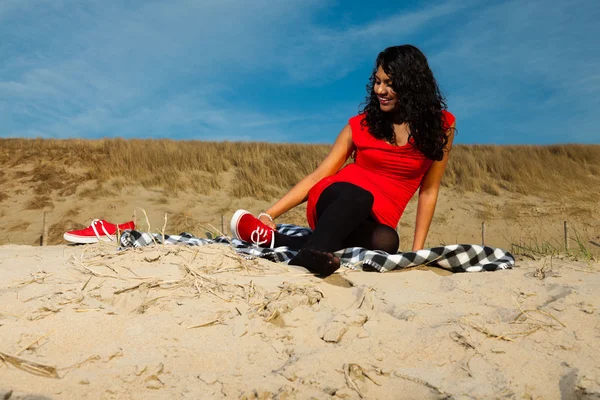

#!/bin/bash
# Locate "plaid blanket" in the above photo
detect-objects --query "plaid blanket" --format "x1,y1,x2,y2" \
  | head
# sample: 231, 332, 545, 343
119, 224, 514, 273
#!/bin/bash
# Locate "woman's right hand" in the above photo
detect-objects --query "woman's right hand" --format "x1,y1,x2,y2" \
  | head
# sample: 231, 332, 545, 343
259, 214, 277, 230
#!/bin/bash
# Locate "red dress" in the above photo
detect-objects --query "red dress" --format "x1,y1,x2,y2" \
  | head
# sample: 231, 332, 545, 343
306, 111, 455, 230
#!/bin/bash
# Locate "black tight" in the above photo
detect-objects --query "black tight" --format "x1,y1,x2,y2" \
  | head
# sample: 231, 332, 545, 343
277, 183, 399, 275
342, 219, 401, 255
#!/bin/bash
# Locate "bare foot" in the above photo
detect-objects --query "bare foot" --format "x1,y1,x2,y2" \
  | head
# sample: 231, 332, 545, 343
288, 248, 340, 277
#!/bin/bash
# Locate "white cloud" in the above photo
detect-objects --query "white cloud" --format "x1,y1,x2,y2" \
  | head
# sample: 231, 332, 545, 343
1, 1, 334, 138
2, 0, 460, 140
278, 2, 467, 83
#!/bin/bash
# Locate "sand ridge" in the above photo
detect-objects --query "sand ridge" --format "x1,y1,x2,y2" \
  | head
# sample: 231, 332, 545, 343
1, 243, 599, 399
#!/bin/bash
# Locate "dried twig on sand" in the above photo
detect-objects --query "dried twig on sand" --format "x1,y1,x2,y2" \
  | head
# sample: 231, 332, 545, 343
265, 308, 280, 322
160, 212, 168, 243
512, 296, 566, 328
0, 351, 59, 378
460, 294, 567, 343
16, 331, 53, 355
249, 282, 323, 322
0, 310, 21, 318
460, 316, 546, 342
393, 371, 448, 397
12, 270, 51, 288
187, 319, 223, 329
113, 278, 188, 295
133, 295, 175, 314
58, 290, 84, 306
188, 311, 227, 329
460, 318, 516, 342
81, 265, 120, 279
139, 208, 158, 245
80, 275, 93, 291
343, 363, 380, 399
449, 331, 476, 350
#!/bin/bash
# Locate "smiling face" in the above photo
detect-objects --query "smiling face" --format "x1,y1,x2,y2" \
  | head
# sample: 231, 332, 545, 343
374, 66, 398, 113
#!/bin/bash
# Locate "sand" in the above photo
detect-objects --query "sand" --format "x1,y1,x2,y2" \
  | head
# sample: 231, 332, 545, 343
1, 242, 599, 399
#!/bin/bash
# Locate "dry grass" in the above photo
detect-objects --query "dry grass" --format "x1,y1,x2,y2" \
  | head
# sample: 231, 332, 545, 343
1, 139, 599, 200
24, 196, 54, 210
510, 230, 596, 262
0, 138, 329, 200
64, 207, 81, 218
8, 222, 31, 232
0, 350, 59, 378
77, 182, 118, 200
48, 219, 87, 245
29, 163, 89, 197
444, 145, 600, 197
0, 171, 6, 202
166, 211, 204, 236
66, 245, 274, 312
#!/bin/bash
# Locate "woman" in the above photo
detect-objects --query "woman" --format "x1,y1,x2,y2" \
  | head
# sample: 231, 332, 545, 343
231, 45, 456, 276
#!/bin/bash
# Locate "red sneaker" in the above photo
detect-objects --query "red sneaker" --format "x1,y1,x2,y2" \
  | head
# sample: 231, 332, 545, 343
230, 209, 275, 248
63, 219, 136, 244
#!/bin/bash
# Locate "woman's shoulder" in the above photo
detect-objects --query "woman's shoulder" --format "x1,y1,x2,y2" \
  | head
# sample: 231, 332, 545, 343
348, 113, 366, 127
441, 110, 455, 129
347, 114, 368, 139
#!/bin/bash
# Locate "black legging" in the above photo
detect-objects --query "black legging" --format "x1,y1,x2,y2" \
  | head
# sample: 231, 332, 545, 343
274, 182, 399, 254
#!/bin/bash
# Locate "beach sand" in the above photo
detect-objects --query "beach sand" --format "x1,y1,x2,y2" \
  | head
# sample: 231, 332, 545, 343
1, 243, 599, 399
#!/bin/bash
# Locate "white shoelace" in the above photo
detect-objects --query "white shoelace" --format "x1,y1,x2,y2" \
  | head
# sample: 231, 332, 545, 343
90, 219, 116, 241
250, 226, 274, 248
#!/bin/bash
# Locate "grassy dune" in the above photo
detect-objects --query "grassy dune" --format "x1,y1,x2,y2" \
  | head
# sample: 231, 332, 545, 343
1, 138, 599, 200
0, 139, 599, 253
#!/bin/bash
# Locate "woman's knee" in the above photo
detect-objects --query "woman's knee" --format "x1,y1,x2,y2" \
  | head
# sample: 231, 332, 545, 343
371, 225, 399, 253
353, 187, 374, 208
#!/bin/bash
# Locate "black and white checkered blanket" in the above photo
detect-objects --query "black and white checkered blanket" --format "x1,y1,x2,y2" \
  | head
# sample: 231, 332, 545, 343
119, 224, 514, 273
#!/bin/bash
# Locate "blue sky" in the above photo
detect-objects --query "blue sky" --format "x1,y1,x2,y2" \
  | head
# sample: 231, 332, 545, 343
1, 0, 598, 144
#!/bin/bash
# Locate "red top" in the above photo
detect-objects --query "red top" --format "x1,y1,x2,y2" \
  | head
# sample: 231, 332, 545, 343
306, 111, 455, 230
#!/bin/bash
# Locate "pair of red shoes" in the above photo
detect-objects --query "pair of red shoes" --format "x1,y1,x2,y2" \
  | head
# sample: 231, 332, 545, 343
63, 219, 136, 244
230, 210, 275, 248
63, 212, 274, 247
63, 211, 273, 247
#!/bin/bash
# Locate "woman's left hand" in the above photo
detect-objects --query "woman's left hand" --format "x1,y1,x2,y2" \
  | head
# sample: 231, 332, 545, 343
259, 215, 277, 230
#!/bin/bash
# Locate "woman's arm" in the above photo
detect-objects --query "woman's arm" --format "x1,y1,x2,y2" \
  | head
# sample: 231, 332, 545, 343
261, 124, 355, 227
412, 123, 456, 251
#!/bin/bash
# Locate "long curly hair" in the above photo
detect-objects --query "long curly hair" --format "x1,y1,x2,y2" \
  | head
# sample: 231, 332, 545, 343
360, 45, 449, 161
